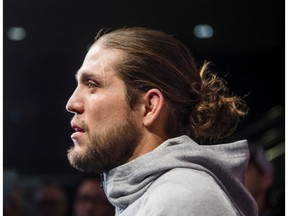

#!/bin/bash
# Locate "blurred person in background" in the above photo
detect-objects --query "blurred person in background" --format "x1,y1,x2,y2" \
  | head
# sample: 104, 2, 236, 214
72, 175, 114, 216
31, 179, 69, 216
246, 144, 278, 216
3, 170, 28, 216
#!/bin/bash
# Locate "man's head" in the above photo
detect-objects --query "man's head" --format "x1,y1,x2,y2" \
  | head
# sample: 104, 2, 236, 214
73, 177, 114, 216
32, 181, 68, 216
66, 27, 247, 172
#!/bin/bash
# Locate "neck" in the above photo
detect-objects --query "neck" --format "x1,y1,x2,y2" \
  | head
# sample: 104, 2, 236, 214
129, 132, 167, 162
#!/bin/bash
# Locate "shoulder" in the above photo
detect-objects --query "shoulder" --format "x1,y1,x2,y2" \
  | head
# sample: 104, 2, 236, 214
149, 168, 221, 193
142, 168, 237, 215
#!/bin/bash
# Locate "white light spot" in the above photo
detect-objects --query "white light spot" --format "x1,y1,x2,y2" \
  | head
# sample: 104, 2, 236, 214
193, 24, 214, 39
7, 27, 26, 41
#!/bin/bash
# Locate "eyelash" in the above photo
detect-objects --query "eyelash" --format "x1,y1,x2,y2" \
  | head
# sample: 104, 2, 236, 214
87, 80, 99, 89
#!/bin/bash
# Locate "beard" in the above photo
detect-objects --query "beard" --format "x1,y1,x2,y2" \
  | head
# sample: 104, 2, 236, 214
67, 114, 142, 173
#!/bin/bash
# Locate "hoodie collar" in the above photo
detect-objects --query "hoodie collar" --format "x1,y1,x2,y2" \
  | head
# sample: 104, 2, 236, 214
102, 135, 256, 215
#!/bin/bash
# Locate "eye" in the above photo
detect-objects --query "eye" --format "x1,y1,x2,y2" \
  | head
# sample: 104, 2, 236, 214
87, 80, 99, 89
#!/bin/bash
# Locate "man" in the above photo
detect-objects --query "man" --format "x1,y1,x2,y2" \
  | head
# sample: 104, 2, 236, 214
73, 176, 115, 216
66, 27, 258, 215
246, 144, 275, 216
31, 180, 68, 216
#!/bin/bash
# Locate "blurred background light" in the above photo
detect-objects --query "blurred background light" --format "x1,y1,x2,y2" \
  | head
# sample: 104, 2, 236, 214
193, 24, 214, 39
7, 26, 26, 41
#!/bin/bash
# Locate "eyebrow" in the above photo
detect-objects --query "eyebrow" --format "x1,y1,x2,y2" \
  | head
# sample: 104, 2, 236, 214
75, 70, 101, 82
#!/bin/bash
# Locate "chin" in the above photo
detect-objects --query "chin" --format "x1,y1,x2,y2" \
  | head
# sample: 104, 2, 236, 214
68, 144, 86, 158
67, 149, 86, 172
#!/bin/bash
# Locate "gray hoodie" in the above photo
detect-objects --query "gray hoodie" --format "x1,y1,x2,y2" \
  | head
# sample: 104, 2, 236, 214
103, 135, 258, 216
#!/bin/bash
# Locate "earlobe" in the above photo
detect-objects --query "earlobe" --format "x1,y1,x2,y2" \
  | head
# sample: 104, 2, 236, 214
143, 89, 165, 126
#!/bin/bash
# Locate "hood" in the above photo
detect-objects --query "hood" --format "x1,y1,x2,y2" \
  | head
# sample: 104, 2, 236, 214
103, 135, 257, 215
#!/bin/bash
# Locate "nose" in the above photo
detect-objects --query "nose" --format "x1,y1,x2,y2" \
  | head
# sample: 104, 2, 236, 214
66, 88, 84, 114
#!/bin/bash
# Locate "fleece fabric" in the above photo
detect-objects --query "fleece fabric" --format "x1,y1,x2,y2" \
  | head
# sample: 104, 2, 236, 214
102, 135, 258, 216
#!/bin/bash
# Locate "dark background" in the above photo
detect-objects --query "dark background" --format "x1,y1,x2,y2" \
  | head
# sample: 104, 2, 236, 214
4, 0, 284, 193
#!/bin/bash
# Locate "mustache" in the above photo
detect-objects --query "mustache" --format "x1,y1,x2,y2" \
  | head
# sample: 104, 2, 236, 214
71, 117, 89, 132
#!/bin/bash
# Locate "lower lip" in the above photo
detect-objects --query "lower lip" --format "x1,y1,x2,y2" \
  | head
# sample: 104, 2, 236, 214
71, 131, 85, 139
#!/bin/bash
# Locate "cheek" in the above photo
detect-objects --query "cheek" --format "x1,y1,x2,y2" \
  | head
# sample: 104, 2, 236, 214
86, 99, 130, 125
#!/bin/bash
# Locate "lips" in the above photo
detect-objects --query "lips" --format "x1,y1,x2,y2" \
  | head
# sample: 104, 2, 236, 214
70, 122, 85, 139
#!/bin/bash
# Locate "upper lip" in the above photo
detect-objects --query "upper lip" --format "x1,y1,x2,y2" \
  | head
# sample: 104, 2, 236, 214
71, 122, 85, 132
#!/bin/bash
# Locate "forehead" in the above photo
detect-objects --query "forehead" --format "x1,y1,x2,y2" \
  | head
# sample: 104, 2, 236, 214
76, 44, 123, 79
78, 180, 101, 194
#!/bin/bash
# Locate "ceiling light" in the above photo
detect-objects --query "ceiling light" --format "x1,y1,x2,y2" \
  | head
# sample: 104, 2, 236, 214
193, 24, 214, 39
7, 26, 26, 41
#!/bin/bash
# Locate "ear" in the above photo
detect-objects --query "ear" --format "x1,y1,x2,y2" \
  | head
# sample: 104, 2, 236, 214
142, 89, 165, 127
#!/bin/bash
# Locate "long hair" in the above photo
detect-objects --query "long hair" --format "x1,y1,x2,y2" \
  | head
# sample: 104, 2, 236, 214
93, 27, 248, 143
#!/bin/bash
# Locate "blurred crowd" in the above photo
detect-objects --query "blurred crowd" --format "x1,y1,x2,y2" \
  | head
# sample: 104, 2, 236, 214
3, 173, 114, 216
